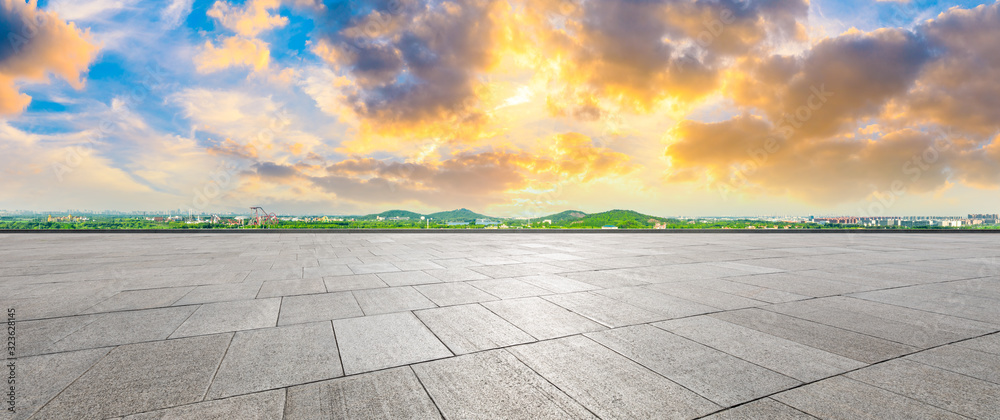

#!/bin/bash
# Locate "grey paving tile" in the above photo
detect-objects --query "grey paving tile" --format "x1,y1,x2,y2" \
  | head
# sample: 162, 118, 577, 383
691, 278, 809, 304
392, 260, 446, 271
432, 258, 481, 268
724, 272, 865, 297
51, 306, 197, 352
562, 270, 653, 288
412, 350, 595, 420
467, 278, 549, 299
170, 298, 280, 338
7, 348, 111, 420
593, 286, 718, 319
656, 316, 865, 382
543, 291, 663, 328
587, 324, 800, 407
851, 285, 1000, 325
767, 296, 998, 348
424, 267, 491, 282
413, 282, 498, 306
482, 297, 605, 340
647, 282, 767, 310
334, 312, 452, 375
173, 282, 262, 306
256, 278, 326, 298
907, 344, 1000, 384
285, 367, 441, 419
516, 274, 599, 293
773, 376, 967, 420
207, 322, 342, 399
509, 335, 719, 419
322, 273, 388, 292
957, 332, 1000, 355
84, 287, 193, 314
15, 314, 102, 356
124, 389, 284, 420
302, 264, 353, 278
348, 262, 401, 274
245, 268, 303, 282
415, 304, 534, 354
702, 399, 816, 419
712, 308, 917, 364
377, 270, 443, 287
277, 291, 363, 326
352, 286, 436, 315
847, 359, 1000, 419
32, 333, 232, 419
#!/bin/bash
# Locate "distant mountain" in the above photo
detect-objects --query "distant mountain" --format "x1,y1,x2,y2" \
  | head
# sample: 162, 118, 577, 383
427, 208, 492, 221
361, 210, 425, 220
539, 210, 588, 222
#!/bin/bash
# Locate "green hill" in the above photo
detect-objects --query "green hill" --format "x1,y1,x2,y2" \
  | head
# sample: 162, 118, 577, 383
552, 209, 667, 228
540, 210, 588, 222
361, 210, 425, 220
427, 208, 492, 221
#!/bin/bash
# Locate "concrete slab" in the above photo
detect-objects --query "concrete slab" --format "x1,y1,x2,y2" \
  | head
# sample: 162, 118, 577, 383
347, 262, 401, 274
711, 308, 917, 364
302, 264, 353, 278
32, 333, 232, 419
508, 335, 719, 419
173, 282, 262, 306
256, 278, 326, 298
411, 350, 595, 420
170, 298, 280, 338
656, 316, 865, 382
516, 274, 599, 293
51, 306, 197, 352
413, 282, 498, 306
277, 291, 363, 326
647, 282, 767, 310
333, 312, 452, 375
467, 278, 550, 299
83, 287, 193, 314
957, 332, 1000, 355
415, 304, 535, 354
123, 390, 284, 420
847, 359, 1000, 419
482, 297, 605, 340
773, 376, 967, 420
424, 267, 491, 282
587, 324, 800, 406
767, 296, 998, 348
322, 273, 388, 292
376, 270, 443, 287
7, 347, 111, 420
285, 367, 441, 419
543, 291, 663, 327
702, 398, 817, 420
906, 344, 1000, 384
593, 286, 718, 319
206, 322, 343, 399
352, 286, 436, 315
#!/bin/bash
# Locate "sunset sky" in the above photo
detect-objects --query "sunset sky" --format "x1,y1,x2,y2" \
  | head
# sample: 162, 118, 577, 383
1, 0, 998, 216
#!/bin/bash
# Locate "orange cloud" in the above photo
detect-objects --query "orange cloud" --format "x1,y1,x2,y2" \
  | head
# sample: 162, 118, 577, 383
196, 36, 271, 73
0, 0, 99, 115
206, 0, 287, 37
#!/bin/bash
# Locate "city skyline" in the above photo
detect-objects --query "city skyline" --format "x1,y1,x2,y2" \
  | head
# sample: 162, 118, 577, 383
2, 0, 999, 216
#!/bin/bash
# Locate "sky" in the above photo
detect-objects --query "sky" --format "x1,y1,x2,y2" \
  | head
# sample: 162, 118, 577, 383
0, 0, 998, 217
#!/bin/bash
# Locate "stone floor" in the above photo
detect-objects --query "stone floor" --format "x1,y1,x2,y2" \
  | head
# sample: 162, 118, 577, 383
2, 232, 999, 419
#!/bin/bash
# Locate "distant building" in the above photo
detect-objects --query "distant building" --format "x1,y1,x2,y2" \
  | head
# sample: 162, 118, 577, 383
476, 219, 500, 226
601, 225, 618, 229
